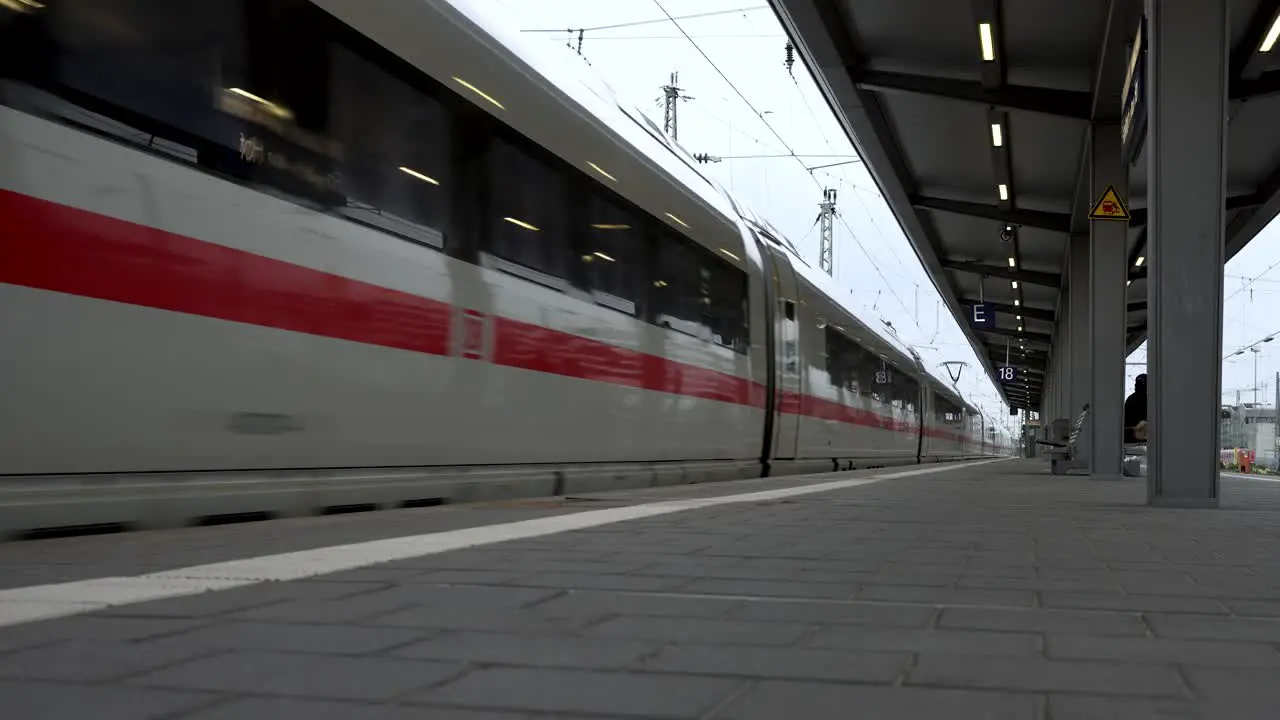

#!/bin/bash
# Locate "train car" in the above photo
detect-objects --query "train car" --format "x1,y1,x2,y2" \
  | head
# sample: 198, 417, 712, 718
0, 0, 1002, 537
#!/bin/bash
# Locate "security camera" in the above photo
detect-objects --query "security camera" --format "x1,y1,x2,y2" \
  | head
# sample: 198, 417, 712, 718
999, 224, 1015, 243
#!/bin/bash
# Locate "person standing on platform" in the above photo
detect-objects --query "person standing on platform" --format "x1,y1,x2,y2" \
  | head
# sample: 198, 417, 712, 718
1124, 374, 1147, 443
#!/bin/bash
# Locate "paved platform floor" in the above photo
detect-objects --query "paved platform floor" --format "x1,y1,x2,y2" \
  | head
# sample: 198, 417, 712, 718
4, 459, 1280, 718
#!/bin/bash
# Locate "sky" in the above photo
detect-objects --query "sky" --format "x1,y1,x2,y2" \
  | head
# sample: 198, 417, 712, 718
461, 0, 1280, 422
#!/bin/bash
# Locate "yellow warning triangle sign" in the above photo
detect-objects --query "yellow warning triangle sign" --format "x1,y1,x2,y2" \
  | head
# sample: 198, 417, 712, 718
1088, 184, 1130, 221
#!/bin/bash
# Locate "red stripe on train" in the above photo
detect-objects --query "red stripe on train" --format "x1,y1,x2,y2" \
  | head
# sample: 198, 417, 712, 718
0, 188, 974, 443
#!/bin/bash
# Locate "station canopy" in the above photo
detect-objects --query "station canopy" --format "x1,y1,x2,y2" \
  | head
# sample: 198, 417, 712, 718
769, 0, 1280, 412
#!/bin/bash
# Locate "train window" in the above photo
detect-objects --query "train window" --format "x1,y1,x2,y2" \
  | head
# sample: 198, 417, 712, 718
581, 193, 642, 315
651, 231, 700, 336
895, 372, 920, 414
483, 136, 570, 284
701, 256, 749, 353
328, 45, 450, 249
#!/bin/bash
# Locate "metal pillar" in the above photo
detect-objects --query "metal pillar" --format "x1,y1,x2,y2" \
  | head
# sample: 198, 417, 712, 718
1089, 123, 1127, 478
1057, 287, 1071, 421
1145, 0, 1226, 507
1068, 234, 1092, 468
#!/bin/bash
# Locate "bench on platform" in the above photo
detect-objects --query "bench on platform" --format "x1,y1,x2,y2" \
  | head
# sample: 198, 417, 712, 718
1036, 404, 1090, 475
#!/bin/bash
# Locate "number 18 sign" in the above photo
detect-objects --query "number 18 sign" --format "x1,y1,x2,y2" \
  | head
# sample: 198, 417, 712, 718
998, 366, 1017, 383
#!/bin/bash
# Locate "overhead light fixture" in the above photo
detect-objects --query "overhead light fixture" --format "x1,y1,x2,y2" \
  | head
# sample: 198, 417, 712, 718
653, 280, 668, 288
1261, 13, 1280, 52
1018, 325, 1024, 332
998, 184, 1009, 201
398, 166, 440, 185
1126, 279, 1132, 286
226, 88, 293, 120
593, 251, 616, 262
1011, 281, 1019, 289
1007, 257, 1015, 268
453, 77, 505, 110
665, 213, 689, 228
1135, 256, 1145, 267
720, 248, 741, 261
1016, 315, 1022, 320
979, 23, 996, 61
586, 161, 616, 182
1014, 299, 1021, 306
591, 223, 631, 230
991, 123, 1004, 147
503, 217, 540, 231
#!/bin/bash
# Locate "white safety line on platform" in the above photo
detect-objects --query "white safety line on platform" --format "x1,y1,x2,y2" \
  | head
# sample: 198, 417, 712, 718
0, 458, 1006, 628
1223, 472, 1280, 482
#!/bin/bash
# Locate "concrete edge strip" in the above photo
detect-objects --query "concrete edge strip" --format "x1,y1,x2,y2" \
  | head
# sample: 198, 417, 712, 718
0, 458, 1007, 628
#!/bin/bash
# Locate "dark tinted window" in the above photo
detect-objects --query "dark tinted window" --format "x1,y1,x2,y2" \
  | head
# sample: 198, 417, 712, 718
330, 45, 450, 247
581, 194, 643, 315
484, 137, 569, 282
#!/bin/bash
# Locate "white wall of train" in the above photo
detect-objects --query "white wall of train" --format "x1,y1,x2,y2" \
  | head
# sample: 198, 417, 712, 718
0, 0, 1011, 538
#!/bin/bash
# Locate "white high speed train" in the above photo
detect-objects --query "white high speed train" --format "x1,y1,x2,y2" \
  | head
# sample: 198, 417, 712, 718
0, 0, 1011, 537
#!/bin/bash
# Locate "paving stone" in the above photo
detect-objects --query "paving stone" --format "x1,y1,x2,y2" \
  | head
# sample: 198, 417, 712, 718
132, 651, 463, 700
409, 667, 741, 718
0, 615, 208, 646
182, 697, 555, 719
587, 616, 809, 646
505, 572, 689, 593
1045, 634, 1280, 667
392, 631, 657, 668
534, 590, 745, 620
907, 653, 1187, 697
0, 639, 213, 681
1046, 695, 1280, 720
1181, 666, 1280, 699
368, 604, 594, 634
1145, 613, 1280, 642
854, 584, 1036, 607
143, 620, 429, 656
0, 678, 215, 719
729, 599, 936, 627
99, 581, 391, 619
1223, 599, 1280, 617
807, 626, 1041, 656
638, 643, 908, 683
711, 680, 1043, 719
225, 592, 416, 624
938, 606, 1147, 636
1039, 592, 1228, 614
676, 578, 856, 600
404, 569, 531, 585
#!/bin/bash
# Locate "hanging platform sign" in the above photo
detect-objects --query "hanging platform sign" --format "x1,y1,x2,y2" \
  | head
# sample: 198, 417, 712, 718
1120, 16, 1147, 166
968, 302, 996, 330
1088, 184, 1131, 221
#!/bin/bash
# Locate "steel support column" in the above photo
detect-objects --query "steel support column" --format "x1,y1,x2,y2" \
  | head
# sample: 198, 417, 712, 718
1068, 235, 1092, 469
1145, 0, 1227, 507
1089, 123, 1128, 478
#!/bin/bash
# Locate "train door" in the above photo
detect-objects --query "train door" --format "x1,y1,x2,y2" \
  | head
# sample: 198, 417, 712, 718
765, 245, 802, 460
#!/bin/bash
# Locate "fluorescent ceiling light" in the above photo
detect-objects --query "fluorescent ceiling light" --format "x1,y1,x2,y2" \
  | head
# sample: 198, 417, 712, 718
1014, 299, 1021, 306
227, 87, 293, 120
1011, 281, 1018, 289
503, 217, 540, 231
587, 161, 616, 182
1135, 256, 1145, 267
653, 280, 668, 288
1018, 326, 1023, 332
665, 212, 689, 228
1261, 13, 1280, 52
1127, 279, 1132, 286
979, 23, 996, 61
399, 166, 439, 185
998, 183, 1009, 201
593, 251, 616, 262
591, 223, 631, 230
991, 122, 1003, 147
1016, 315, 1022, 320
720, 248, 740, 261
1007, 257, 1015, 268
452, 77, 505, 110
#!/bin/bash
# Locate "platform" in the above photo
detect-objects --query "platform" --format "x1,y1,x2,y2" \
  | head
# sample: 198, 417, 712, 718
3, 458, 1280, 718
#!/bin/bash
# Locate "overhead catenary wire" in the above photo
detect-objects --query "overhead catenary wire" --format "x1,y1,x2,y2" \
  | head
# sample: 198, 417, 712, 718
520, 6, 769, 34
